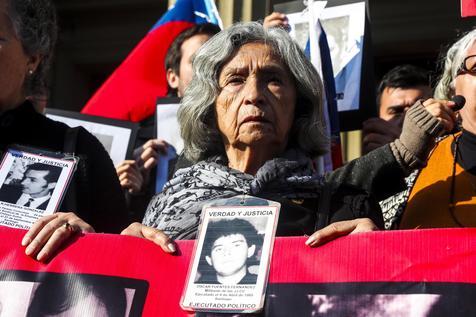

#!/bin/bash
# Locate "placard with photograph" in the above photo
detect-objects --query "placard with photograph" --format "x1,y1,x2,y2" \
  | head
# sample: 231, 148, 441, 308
0, 147, 77, 229
181, 196, 280, 314
275, 0, 375, 131
46, 109, 138, 166
155, 97, 183, 192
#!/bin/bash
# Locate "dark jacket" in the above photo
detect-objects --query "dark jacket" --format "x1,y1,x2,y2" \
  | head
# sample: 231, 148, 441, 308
0, 101, 129, 233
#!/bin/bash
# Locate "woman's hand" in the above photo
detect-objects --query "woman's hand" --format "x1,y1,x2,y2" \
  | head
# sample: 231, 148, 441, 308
422, 98, 458, 132
263, 12, 289, 30
121, 222, 176, 253
116, 160, 144, 193
21, 212, 95, 262
305, 218, 378, 247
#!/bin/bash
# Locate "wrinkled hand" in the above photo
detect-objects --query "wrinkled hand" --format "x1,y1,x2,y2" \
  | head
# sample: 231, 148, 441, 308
422, 98, 458, 132
263, 12, 289, 30
22, 212, 95, 262
137, 139, 169, 171
305, 218, 378, 247
121, 222, 176, 253
362, 118, 402, 154
116, 160, 144, 193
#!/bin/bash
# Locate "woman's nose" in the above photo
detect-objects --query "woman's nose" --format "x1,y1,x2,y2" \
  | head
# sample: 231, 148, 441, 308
243, 77, 265, 106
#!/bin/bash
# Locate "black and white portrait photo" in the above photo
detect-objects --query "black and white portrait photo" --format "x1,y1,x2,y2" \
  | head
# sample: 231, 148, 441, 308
195, 218, 264, 285
181, 204, 279, 313
0, 149, 76, 229
0, 162, 62, 210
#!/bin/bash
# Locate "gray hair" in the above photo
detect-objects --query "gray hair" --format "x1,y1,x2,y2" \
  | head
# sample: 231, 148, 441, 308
434, 29, 476, 100
7, 0, 57, 97
179, 22, 328, 163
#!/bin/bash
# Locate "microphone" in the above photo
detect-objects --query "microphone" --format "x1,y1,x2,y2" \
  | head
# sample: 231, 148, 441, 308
452, 95, 466, 111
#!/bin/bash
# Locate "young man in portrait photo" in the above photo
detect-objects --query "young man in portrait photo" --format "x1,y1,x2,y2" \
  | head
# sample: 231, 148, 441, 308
196, 218, 263, 285
0, 163, 62, 210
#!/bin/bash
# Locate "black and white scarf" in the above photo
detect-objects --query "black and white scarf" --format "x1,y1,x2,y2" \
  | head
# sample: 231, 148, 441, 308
142, 149, 324, 239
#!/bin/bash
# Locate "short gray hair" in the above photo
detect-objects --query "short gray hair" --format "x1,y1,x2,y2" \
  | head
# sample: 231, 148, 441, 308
179, 22, 328, 163
7, 0, 57, 97
434, 29, 476, 100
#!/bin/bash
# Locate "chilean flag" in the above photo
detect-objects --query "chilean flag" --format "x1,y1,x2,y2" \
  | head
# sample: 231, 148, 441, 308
462, 0, 476, 17
81, 0, 222, 122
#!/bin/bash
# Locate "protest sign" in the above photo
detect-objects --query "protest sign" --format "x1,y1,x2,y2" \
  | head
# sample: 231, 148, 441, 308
0, 227, 475, 316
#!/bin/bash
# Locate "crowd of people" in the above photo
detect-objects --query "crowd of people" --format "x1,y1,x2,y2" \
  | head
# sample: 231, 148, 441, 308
0, 0, 474, 291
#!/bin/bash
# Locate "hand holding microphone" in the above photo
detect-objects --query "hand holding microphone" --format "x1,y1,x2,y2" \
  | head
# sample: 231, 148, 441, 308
421, 95, 465, 133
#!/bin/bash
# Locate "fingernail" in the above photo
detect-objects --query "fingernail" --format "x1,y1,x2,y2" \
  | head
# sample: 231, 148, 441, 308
25, 245, 35, 256
21, 236, 31, 247
305, 236, 316, 246
36, 251, 45, 261
167, 243, 176, 253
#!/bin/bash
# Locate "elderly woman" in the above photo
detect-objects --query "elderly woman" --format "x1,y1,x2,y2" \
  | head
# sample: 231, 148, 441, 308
122, 22, 454, 252
381, 29, 476, 229
0, 0, 129, 261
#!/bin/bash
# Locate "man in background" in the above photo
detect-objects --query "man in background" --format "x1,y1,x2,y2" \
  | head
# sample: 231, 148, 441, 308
362, 65, 432, 154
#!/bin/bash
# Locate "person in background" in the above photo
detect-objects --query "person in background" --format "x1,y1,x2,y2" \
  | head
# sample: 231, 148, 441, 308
0, 0, 129, 261
362, 65, 432, 154
380, 31, 476, 228
116, 23, 220, 221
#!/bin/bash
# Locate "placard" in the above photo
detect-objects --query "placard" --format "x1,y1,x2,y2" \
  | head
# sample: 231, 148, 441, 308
155, 97, 183, 192
0, 147, 76, 229
0, 227, 475, 315
181, 200, 280, 313
46, 109, 138, 166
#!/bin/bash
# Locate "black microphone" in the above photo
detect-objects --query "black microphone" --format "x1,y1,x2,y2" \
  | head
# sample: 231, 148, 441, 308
452, 95, 466, 111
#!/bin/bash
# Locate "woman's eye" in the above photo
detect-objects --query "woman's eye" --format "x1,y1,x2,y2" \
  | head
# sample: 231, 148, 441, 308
228, 76, 245, 85
269, 76, 283, 85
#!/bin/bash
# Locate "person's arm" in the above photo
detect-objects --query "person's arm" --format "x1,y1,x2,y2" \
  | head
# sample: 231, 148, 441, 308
326, 99, 454, 201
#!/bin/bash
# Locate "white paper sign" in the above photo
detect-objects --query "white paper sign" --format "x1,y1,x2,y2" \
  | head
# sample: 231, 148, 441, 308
0, 148, 76, 229
181, 203, 279, 313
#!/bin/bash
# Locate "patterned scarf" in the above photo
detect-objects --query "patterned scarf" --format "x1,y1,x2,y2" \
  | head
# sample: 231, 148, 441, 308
142, 149, 324, 239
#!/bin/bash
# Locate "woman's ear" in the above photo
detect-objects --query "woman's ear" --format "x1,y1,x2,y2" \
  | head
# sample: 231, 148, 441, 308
166, 68, 180, 90
27, 53, 42, 73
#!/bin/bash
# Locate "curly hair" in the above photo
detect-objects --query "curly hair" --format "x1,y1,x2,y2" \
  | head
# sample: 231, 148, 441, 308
7, 0, 58, 97
434, 29, 476, 100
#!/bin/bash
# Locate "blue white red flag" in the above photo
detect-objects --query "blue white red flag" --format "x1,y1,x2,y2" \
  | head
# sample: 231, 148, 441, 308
81, 0, 222, 122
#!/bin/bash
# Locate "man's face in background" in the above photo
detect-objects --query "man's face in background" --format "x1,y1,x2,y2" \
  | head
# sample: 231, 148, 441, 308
167, 33, 212, 98
379, 85, 432, 125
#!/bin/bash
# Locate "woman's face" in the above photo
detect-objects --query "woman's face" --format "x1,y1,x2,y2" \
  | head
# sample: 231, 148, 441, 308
0, 1, 35, 113
455, 41, 476, 131
215, 42, 296, 155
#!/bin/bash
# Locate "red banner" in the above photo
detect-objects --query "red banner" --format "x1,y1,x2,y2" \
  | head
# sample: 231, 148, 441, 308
462, 0, 476, 17
0, 227, 476, 315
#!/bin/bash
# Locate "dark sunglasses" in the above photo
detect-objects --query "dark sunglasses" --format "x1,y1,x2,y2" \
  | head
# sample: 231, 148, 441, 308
457, 54, 476, 75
